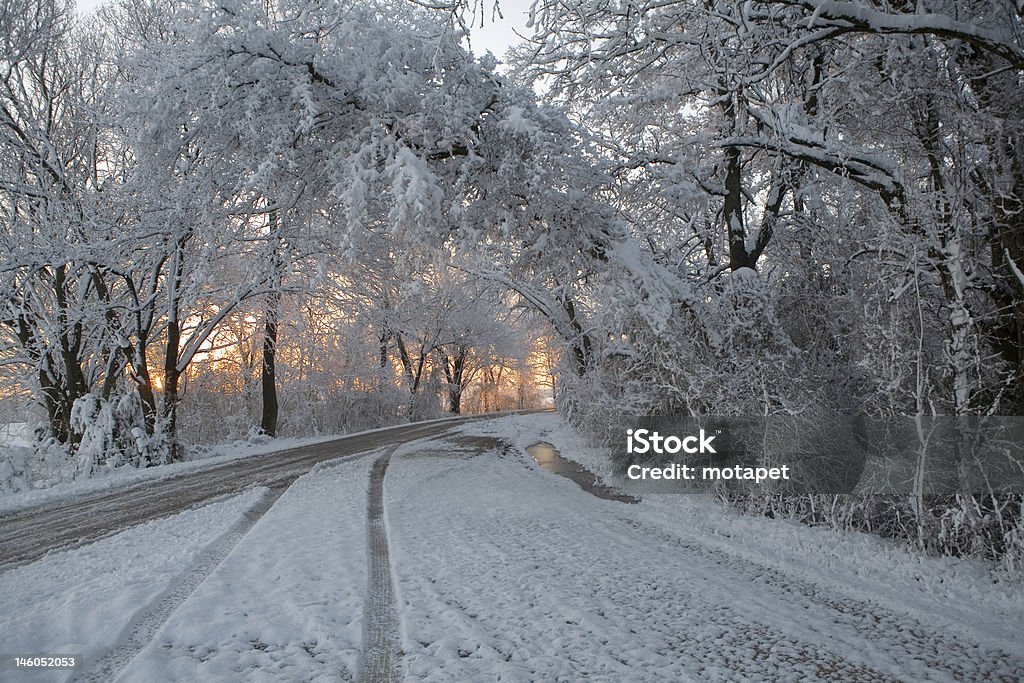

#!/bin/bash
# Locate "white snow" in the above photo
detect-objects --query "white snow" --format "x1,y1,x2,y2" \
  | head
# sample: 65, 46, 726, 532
116, 455, 376, 682
2, 414, 1021, 680
0, 488, 269, 682
500, 106, 540, 135
0, 423, 32, 448
378, 419, 1024, 680
458, 414, 1024, 653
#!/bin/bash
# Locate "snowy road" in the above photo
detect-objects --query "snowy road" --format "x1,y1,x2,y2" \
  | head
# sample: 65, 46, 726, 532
2, 414, 1023, 682
0, 418, 471, 571
387, 430, 1024, 682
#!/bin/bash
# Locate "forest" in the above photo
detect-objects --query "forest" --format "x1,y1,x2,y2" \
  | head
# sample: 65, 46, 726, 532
1, 0, 1022, 566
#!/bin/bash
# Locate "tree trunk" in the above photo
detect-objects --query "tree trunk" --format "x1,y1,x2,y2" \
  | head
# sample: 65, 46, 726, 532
162, 316, 183, 463
131, 334, 158, 437
379, 331, 390, 369
723, 144, 754, 271
561, 297, 593, 377
260, 209, 284, 437
442, 346, 469, 414
161, 239, 188, 464
260, 295, 280, 437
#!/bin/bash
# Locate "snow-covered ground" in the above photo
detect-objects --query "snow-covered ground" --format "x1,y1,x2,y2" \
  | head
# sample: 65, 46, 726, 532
459, 413, 1024, 653
116, 455, 377, 682
0, 489, 269, 682
390, 418, 1024, 681
1, 413, 1021, 681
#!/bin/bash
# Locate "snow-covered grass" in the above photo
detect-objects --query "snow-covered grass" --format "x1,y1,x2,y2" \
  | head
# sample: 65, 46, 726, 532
0, 488, 269, 682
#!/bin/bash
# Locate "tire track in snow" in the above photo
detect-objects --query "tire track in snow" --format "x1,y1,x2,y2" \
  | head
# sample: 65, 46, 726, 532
360, 447, 402, 683
71, 485, 288, 683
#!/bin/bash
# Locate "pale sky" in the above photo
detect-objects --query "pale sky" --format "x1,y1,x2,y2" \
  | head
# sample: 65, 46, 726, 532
75, 0, 534, 59
460, 0, 534, 60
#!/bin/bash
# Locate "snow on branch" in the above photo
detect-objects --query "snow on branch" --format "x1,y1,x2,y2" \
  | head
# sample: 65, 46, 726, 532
725, 135, 904, 198
771, 0, 1024, 69
725, 105, 908, 211
1007, 249, 1024, 291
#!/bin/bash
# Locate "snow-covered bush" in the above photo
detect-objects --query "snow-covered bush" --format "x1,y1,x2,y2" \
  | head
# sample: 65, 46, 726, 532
561, 266, 810, 434
70, 394, 115, 477
70, 393, 153, 476
0, 445, 31, 493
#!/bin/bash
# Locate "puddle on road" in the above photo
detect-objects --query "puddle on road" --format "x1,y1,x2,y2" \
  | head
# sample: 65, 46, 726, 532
527, 442, 638, 503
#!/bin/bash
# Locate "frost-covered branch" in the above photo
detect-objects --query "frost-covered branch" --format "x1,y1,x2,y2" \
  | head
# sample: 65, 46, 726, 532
766, 0, 1024, 69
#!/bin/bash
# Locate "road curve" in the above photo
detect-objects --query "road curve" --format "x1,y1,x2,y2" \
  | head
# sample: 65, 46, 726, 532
0, 416, 480, 571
